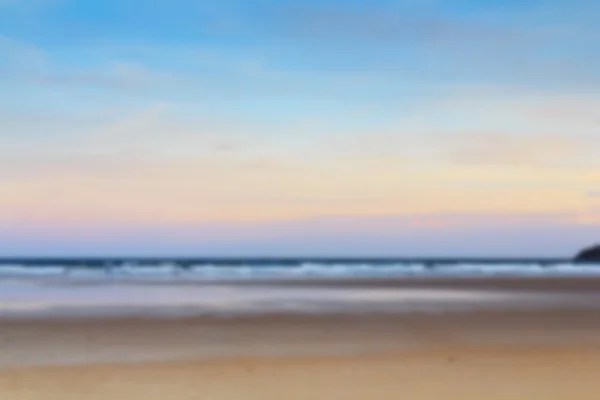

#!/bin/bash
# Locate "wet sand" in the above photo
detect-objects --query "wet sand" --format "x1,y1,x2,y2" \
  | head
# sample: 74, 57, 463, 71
2, 276, 600, 399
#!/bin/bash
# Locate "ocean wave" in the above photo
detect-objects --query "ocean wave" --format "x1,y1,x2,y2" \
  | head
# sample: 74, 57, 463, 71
1, 261, 600, 282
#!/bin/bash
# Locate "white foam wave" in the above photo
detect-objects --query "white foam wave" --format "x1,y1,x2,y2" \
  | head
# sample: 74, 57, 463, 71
0, 265, 67, 277
0, 282, 576, 318
1, 262, 600, 282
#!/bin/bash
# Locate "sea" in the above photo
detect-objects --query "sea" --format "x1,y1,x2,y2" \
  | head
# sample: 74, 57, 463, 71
1, 257, 600, 319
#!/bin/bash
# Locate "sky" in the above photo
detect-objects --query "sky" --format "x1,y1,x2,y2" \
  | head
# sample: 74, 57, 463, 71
1, 0, 600, 256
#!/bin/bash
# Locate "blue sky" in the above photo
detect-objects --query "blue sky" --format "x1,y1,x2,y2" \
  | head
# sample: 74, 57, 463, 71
1, 0, 600, 256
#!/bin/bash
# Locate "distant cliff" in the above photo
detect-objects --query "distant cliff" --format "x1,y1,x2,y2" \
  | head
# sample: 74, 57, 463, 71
574, 245, 600, 262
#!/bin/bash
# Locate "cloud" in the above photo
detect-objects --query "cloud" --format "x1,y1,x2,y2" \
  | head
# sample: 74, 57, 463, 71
334, 85, 600, 168
4, 1, 600, 96
444, 133, 590, 166
34, 61, 183, 91
0, 35, 45, 72
272, 3, 510, 45
0, 41, 184, 92
4, 80, 600, 186
0, 0, 51, 5
73, 104, 277, 158
1, 210, 599, 257
0, 0, 33, 7
2, 38, 176, 97
0, 101, 292, 180
249, 2, 600, 90
0, 0, 56, 19
0, 36, 229, 95
432, 89, 600, 166
0, 35, 357, 100
588, 190, 600, 198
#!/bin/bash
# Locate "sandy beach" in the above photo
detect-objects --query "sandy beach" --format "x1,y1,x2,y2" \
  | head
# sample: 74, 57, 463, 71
3, 344, 600, 400
2, 276, 600, 399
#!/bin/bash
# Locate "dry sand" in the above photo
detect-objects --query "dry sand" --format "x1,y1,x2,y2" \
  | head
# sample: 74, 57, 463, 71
2, 345, 600, 400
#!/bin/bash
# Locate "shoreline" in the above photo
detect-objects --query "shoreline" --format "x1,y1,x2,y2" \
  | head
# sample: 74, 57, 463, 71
3, 307, 600, 368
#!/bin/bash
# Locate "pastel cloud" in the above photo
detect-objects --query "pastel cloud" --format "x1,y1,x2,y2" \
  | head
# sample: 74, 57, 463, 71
268, 1, 532, 51
0, 103, 277, 177
443, 134, 588, 166
252, 1, 600, 89
2, 0, 600, 255
332, 86, 600, 167
2, 83, 600, 225
0, 211, 599, 257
